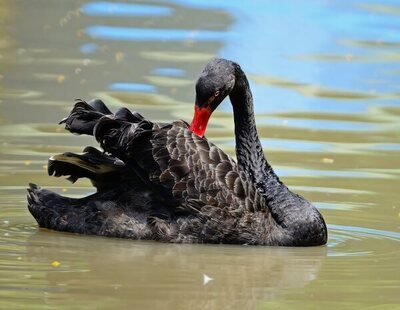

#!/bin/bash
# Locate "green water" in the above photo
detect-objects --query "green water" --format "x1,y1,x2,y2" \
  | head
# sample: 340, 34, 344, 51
0, 0, 399, 309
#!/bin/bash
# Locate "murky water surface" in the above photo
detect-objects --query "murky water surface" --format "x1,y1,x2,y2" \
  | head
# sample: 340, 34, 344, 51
1, 0, 399, 309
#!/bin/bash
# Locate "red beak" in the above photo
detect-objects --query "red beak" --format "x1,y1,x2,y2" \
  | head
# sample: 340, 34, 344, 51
189, 105, 212, 137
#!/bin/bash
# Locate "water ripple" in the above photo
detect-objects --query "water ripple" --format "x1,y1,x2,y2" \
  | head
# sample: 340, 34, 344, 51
327, 223, 400, 257
151, 68, 186, 77
82, 2, 174, 17
328, 224, 400, 242
108, 82, 156, 92
251, 74, 399, 100
86, 25, 231, 41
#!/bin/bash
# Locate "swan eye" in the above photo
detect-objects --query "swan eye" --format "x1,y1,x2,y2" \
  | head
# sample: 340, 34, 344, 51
214, 90, 220, 97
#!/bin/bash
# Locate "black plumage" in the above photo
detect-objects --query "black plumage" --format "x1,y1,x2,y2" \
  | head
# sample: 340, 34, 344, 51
27, 59, 327, 246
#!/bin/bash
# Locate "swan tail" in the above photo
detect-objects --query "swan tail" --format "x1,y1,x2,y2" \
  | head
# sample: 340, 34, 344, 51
26, 183, 116, 235
27, 183, 158, 238
27, 183, 85, 231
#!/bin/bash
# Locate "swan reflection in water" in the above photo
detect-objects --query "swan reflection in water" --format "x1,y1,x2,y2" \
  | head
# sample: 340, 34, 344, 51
26, 231, 326, 309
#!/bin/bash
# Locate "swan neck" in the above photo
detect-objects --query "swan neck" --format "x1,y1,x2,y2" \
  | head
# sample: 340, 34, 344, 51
227, 65, 327, 245
229, 66, 281, 193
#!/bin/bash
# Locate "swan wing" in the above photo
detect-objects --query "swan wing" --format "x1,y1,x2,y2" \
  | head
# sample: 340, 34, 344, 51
93, 114, 265, 214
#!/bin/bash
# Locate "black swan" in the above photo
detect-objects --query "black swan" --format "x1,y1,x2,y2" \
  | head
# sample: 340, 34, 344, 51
27, 58, 327, 246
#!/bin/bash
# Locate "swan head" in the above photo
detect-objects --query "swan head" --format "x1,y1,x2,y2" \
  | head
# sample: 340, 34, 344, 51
190, 58, 236, 137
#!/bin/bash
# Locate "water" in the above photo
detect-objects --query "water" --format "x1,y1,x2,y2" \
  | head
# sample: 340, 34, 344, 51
1, 0, 399, 308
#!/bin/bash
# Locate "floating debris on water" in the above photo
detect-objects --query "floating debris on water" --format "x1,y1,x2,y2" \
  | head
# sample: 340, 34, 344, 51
51, 261, 61, 268
56, 75, 66, 83
345, 54, 354, 62
322, 157, 334, 164
203, 274, 213, 285
115, 52, 125, 62
59, 9, 81, 27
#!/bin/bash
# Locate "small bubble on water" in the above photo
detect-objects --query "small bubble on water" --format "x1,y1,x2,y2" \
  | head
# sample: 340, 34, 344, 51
59, 17, 68, 27
115, 52, 125, 62
345, 54, 353, 62
111, 284, 122, 290
83, 59, 91, 66
76, 29, 85, 38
